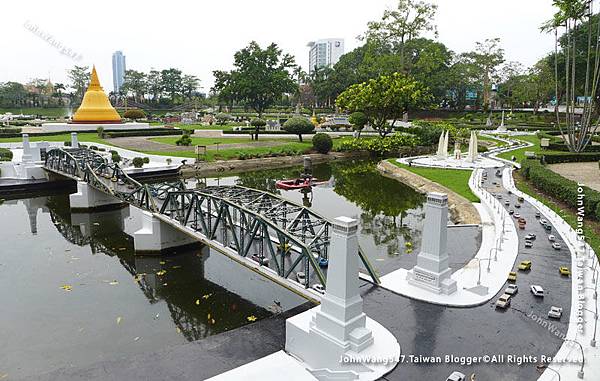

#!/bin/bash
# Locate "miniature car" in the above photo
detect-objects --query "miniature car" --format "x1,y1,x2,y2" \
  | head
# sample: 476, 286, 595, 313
505, 284, 519, 295
548, 234, 556, 241
505, 200, 510, 205
311, 284, 325, 294
496, 294, 512, 309
525, 233, 536, 240
515, 203, 521, 208
296, 272, 306, 283
518, 260, 532, 271
540, 218, 548, 225
525, 240, 533, 248
552, 242, 562, 250
251, 254, 269, 266
497, 194, 502, 199
509, 210, 514, 215
548, 306, 563, 319
535, 212, 541, 218
508, 272, 517, 282
518, 196, 525, 203
545, 224, 552, 232
518, 217, 526, 224
530, 285, 545, 297
514, 213, 521, 219
446, 371, 466, 381
559, 267, 571, 276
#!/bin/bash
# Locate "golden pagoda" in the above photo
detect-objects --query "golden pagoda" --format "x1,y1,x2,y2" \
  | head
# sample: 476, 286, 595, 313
72, 66, 121, 123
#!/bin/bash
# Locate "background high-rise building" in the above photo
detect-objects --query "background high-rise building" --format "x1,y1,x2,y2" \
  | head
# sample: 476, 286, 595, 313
111, 51, 126, 94
307, 39, 344, 74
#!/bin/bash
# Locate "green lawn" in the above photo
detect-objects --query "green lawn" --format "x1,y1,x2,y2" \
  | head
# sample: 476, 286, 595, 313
0, 107, 69, 118
390, 160, 479, 202
150, 136, 276, 146
0, 133, 108, 145
143, 141, 313, 161
496, 134, 559, 162
478, 134, 509, 147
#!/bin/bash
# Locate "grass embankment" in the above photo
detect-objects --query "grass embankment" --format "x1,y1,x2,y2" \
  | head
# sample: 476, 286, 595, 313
390, 160, 479, 202
144, 142, 314, 161
0, 133, 108, 145
495, 134, 566, 162
513, 172, 600, 260
150, 136, 279, 146
0, 107, 69, 117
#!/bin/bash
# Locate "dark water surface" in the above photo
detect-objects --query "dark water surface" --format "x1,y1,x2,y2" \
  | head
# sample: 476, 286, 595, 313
0, 160, 429, 378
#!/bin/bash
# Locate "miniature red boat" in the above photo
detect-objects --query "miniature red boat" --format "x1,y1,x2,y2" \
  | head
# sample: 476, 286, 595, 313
275, 177, 326, 190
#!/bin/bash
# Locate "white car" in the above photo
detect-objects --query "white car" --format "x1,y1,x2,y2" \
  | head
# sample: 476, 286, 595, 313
514, 213, 521, 219
505, 284, 518, 295
311, 284, 325, 294
548, 306, 563, 319
540, 218, 548, 225
530, 285, 545, 297
525, 233, 536, 240
552, 242, 562, 250
446, 371, 466, 381
548, 234, 556, 242
496, 293, 512, 309
505, 200, 510, 205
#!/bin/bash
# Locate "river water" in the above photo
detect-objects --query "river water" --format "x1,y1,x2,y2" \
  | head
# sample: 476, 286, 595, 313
0, 160, 430, 378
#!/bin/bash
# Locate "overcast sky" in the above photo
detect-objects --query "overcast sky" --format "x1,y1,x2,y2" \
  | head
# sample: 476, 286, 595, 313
1, 0, 556, 91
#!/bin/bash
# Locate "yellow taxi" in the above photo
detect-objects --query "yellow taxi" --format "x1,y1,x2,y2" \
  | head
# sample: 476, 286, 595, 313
559, 267, 571, 276
508, 272, 517, 282
518, 260, 532, 271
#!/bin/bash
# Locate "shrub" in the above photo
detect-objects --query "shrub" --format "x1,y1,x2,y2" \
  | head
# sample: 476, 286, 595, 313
215, 113, 233, 125
521, 158, 600, 220
64, 141, 71, 147
283, 117, 315, 142
312, 133, 333, 154
348, 112, 368, 135
175, 134, 192, 146
542, 152, 600, 164
142, 157, 150, 164
132, 157, 144, 168
0, 148, 13, 161
89, 145, 98, 151
250, 118, 267, 128
337, 132, 418, 156
96, 126, 104, 138
123, 109, 146, 120
111, 153, 121, 163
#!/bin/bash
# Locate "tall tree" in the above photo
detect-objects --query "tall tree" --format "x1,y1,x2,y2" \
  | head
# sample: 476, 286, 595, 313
121, 70, 147, 102
543, 0, 600, 152
362, 0, 438, 71
181, 74, 200, 100
336, 72, 432, 137
67, 65, 90, 103
146, 70, 162, 103
160, 68, 183, 103
463, 38, 505, 111
211, 41, 296, 117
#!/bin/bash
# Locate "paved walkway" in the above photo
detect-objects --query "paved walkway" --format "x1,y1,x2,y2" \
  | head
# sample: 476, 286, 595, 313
549, 162, 600, 192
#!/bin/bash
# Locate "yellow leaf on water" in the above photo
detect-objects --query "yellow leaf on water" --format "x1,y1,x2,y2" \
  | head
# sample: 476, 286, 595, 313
207, 313, 211, 320
202, 293, 212, 300
172, 265, 182, 269
195, 299, 200, 305
60, 284, 72, 292
211, 318, 215, 324
118, 247, 126, 251
159, 261, 166, 265
156, 270, 166, 276
116, 317, 122, 324
162, 282, 168, 286
176, 328, 181, 333
134, 336, 140, 341
247, 315, 257, 322
109, 280, 119, 286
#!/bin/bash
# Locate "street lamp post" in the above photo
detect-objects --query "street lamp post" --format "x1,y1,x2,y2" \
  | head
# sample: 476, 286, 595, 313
563, 339, 584, 379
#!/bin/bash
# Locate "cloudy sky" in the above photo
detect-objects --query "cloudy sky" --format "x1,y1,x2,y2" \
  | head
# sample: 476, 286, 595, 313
1, 0, 556, 91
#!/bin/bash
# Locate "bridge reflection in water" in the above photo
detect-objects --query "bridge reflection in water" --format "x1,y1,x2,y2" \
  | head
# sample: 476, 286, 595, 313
44, 148, 380, 292
41, 195, 307, 342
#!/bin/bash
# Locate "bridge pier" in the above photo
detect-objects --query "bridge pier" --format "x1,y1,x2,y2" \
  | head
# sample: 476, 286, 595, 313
133, 210, 199, 255
285, 216, 399, 380
69, 181, 125, 211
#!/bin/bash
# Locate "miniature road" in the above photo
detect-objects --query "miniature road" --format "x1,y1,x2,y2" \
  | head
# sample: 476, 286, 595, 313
16, 165, 574, 381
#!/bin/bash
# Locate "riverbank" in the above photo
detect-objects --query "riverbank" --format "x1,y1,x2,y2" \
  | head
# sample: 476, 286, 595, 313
376, 160, 481, 225
180, 151, 369, 177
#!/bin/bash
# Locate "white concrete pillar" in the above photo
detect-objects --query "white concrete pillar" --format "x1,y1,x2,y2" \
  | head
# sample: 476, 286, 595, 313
133, 210, 197, 254
22, 133, 33, 162
285, 216, 374, 375
69, 181, 124, 210
407, 192, 457, 294
71, 132, 79, 148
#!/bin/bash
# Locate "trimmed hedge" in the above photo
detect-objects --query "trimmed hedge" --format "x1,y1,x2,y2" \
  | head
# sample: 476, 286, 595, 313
0, 148, 13, 161
521, 158, 600, 220
223, 130, 316, 135
104, 129, 182, 138
542, 152, 600, 164
0, 127, 22, 134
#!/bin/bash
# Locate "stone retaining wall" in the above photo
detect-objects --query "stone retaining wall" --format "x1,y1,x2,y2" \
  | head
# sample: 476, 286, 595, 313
377, 160, 481, 225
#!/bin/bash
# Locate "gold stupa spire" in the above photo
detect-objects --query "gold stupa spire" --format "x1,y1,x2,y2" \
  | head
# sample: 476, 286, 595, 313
72, 66, 122, 123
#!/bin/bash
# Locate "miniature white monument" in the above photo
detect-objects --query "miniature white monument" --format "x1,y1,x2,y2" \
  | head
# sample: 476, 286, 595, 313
407, 192, 457, 294
467, 130, 478, 163
497, 110, 507, 132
